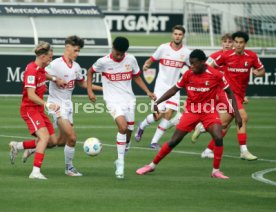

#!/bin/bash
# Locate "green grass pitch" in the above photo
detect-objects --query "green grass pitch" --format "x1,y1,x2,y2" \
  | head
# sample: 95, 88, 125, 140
0, 96, 276, 211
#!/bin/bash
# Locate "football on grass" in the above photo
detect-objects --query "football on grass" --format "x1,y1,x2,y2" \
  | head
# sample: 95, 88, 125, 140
83, 137, 102, 156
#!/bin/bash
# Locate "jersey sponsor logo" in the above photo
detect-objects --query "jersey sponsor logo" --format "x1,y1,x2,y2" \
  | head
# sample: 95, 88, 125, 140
143, 68, 156, 84
228, 67, 248, 73
160, 59, 184, 68
65, 80, 75, 89
103, 71, 132, 81
27, 75, 35, 84
187, 86, 210, 92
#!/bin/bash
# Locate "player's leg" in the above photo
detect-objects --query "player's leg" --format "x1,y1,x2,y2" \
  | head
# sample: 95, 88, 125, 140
191, 122, 206, 143
207, 123, 229, 179
114, 115, 128, 179
29, 127, 50, 180
136, 128, 188, 175
57, 118, 82, 176
125, 106, 135, 152
136, 112, 197, 175
201, 112, 233, 158
238, 109, 257, 160
150, 108, 175, 149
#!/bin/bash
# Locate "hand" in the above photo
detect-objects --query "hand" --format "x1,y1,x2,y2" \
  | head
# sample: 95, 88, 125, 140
252, 69, 258, 76
45, 103, 60, 112
56, 78, 67, 88
143, 64, 150, 72
147, 92, 157, 101
88, 92, 97, 103
153, 102, 159, 119
243, 96, 249, 104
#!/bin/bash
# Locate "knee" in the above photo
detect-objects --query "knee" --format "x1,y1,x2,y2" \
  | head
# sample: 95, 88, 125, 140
67, 134, 77, 146
214, 136, 223, 146
118, 124, 128, 134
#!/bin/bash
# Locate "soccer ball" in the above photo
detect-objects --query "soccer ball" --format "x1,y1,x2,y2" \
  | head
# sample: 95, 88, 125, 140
83, 137, 102, 156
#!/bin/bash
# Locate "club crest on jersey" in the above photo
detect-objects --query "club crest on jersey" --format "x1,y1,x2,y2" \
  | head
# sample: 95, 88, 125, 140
36, 120, 40, 126
125, 64, 132, 72
245, 61, 248, 67
143, 68, 156, 84
205, 81, 209, 86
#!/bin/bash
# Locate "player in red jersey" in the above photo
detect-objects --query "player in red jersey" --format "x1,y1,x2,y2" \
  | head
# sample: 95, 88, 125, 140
9, 42, 60, 180
200, 31, 265, 160
136, 49, 242, 179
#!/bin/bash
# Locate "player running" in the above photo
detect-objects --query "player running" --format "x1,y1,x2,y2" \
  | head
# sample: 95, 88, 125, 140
136, 49, 242, 179
87, 37, 156, 179
135, 25, 191, 149
9, 41, 60, 179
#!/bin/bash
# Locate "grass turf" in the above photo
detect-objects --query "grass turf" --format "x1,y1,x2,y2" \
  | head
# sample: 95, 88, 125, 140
0, 96, 276, 212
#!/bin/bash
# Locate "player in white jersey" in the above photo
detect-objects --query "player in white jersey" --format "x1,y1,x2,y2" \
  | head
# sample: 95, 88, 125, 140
135, 25, 191, 149
21, 36, 102, 176
87, 37, 156, 179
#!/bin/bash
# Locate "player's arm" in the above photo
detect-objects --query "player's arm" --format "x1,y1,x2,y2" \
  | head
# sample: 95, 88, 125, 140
77, 80, 103, 91
252, 67, 265, 77
133, 75, 156, 100
155, 85, 180, 105
87, 67, 96, 102
143, 58, 154, 71
46, 73, 66, 88
26, 87, 59, 111
224, 87, 242, 129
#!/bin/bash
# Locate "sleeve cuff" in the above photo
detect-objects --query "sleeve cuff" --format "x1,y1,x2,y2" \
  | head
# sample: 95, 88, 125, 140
133, 70, 141, 77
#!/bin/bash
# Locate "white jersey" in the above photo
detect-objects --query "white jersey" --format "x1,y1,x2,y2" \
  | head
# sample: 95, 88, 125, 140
46, 56, 84, 105
92, 53, 140, 104
152, 42, 191, 95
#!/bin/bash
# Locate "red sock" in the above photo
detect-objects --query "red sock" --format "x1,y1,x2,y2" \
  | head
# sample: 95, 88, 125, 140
23, 140, 36, 149
207, 131, 227, 150
33, 152, 44, 168
213, 146, 224, 169
237, 133, 247, 145
153, 142, 172, 165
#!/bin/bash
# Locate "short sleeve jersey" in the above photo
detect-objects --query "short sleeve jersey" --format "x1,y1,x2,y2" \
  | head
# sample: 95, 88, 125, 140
176, 65, 229, 113
214, 49, 263, 98
92, 53, 141, 104
21, 62, 47, 109
46, 56, 84, 103
206, 50, 226, 72
151, 42, 191, 93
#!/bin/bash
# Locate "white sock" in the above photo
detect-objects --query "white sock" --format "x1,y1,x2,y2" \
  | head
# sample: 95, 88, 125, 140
64, 145, 75, 169
140, 114, 155, 130
16, 142, 24, 150
151, 119, 170, 144
32, 166, 40, 173
149, 162, 156, 169
117, 132, 126, 161
212, 168, 219, 173
240, 145, 248, 153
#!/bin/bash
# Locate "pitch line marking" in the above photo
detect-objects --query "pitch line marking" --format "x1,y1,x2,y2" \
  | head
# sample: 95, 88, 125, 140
251, 168, 276, 186
1, 134, 276, 163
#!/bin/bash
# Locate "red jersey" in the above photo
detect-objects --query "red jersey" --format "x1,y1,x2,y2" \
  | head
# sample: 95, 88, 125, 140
214, 49, 263, 98
21, 61, 47, 110
176, 65, 229, 113
206, 50, 227, 73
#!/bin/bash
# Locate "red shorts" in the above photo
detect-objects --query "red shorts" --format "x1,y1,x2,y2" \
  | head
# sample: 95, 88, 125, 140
234, 94, 244, 110
176, 111, 222, 132
20, 107, 55, 136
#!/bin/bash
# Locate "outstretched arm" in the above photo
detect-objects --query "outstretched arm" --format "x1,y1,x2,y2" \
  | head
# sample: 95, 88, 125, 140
252, 67, 265, 77
133, 75, 156, 100
143, 58, 154, 72
155, 85, 180, 105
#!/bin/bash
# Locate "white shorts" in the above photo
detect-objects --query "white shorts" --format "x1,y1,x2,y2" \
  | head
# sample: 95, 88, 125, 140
48, 100, 73, 127
106, 102, 135, 131
154, 91, 180, 112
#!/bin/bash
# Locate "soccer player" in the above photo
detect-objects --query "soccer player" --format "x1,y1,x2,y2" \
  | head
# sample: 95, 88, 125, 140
87, 37, 156, 179
135, 25, 191, 149
199, 31, 265, 160
9, 41, 60, 180
136, 49, 242, 179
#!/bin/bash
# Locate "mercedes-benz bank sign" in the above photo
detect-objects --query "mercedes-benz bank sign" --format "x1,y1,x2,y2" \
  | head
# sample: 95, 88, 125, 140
104, 13, 183, 32
1, 55, 276, 96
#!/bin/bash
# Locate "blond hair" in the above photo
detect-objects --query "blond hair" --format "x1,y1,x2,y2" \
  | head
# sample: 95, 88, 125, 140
34, 41, 52, 56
